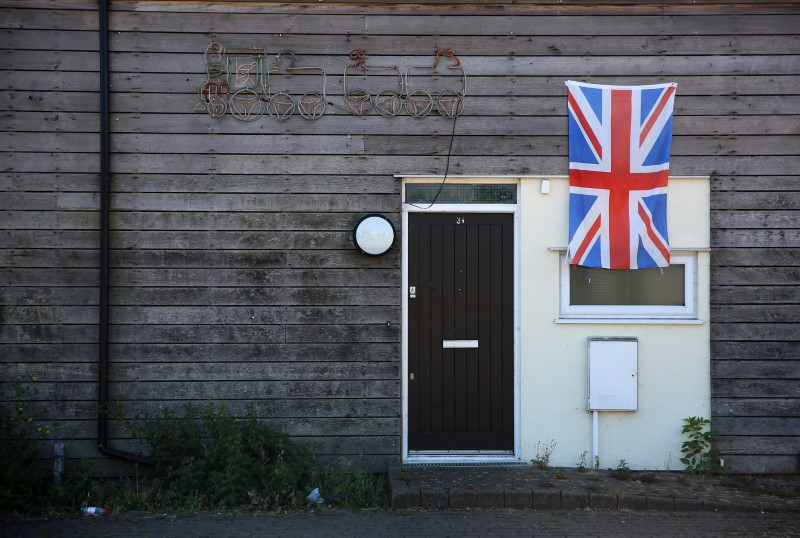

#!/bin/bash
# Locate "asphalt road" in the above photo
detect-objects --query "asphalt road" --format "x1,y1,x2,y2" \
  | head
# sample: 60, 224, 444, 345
3, 507, 799, 537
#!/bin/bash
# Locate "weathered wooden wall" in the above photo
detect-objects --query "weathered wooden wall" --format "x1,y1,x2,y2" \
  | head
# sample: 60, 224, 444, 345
1, 0, 798, 474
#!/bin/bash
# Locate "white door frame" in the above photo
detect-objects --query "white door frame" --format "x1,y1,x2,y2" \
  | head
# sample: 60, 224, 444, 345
400, 176, 522, 464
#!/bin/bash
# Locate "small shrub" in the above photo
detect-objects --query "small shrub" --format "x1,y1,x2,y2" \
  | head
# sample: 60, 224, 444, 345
680, 416, 723, 476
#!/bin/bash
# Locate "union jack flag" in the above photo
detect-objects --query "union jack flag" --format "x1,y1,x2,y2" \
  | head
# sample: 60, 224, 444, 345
566, 81, 677, 269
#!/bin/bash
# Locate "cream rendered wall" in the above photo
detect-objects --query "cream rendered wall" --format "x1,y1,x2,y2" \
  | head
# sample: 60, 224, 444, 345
518, 176, 710, 470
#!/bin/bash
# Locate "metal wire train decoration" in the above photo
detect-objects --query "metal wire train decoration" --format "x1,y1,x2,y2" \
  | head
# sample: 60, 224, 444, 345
342, 49, 404, 117
405, 48, 466, 118
196, 42, 228, 118
196, 43, 467, 121
267, 51, 327, 121
226, 45, 267, 121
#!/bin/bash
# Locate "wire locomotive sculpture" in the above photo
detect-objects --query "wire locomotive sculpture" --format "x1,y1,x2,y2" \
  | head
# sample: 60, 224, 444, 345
196, 43, 466, 121
266, 51, 326, 121
342, 49, 404, 117
197, 42, 229, 118
226, 45, 267, 121
405, 48, 466, 118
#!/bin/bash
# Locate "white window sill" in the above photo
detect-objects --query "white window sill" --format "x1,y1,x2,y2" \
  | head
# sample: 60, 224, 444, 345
555, 317, 705, 325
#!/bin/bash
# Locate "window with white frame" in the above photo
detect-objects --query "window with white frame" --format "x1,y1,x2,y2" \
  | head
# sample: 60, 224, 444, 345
559, 253, 697, 319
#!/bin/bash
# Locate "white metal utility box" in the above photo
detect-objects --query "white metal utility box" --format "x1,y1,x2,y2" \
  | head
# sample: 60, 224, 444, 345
587, 337, 638, 411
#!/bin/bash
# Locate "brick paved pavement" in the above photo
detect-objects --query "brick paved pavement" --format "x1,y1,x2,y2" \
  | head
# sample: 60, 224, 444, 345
3, 466, 798, 537
390, 466, 800, 513
3, 508, 800, 537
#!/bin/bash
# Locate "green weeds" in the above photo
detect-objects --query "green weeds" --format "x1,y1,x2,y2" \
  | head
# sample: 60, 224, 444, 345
119, 403, 388, 511
532, 439, 557, 470
1, 389, 388, 514
608, 459, 632, 481
576, 450, 587, 473
319, 457, 389, 508
0, 376, 55, 512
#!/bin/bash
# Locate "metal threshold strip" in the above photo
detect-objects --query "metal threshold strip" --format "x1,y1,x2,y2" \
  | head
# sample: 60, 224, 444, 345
402, 461, 526, 468
405, 450, 521, 467
408, 450, 514, 455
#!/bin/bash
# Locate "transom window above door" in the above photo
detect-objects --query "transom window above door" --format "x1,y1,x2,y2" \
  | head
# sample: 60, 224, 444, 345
405, 183, 517, 205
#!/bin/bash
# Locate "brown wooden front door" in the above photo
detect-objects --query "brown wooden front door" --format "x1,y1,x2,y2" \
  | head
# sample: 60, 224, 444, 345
408, 213, 514, 451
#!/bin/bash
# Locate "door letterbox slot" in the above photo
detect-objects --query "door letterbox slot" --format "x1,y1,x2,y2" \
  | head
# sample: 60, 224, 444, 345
442, 340, 479, 349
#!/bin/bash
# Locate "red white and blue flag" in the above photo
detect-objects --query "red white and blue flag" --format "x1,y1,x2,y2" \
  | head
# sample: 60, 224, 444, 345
566, 81, 677, 269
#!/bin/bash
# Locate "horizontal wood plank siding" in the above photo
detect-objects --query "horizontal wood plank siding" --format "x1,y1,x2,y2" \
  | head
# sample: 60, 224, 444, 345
2, 0, 797, 474
1, 0, 104, 474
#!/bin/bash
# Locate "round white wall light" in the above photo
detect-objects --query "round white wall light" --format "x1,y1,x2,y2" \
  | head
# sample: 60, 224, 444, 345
353, 214, 395, 256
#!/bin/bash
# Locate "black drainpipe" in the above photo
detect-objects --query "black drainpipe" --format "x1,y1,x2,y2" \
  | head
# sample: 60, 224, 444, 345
97, 0, 151, 466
